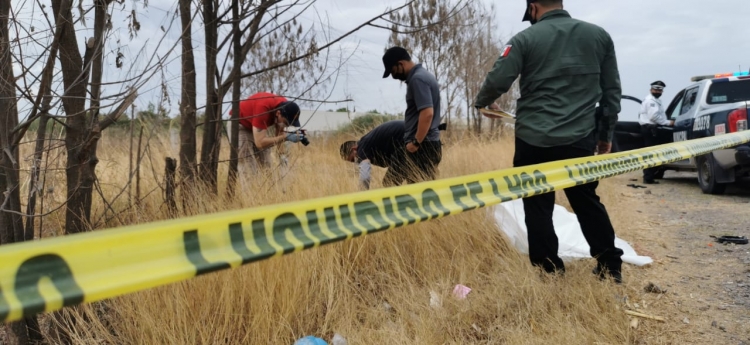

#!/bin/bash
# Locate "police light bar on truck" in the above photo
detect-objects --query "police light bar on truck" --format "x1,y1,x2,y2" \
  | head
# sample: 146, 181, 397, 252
691, 71, 750, 82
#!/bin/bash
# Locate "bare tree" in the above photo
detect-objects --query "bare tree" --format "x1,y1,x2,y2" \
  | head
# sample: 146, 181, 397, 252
387, 0, 517, 135
240, 19, 330, 99
189, 0, 442, 194
179, 0, 198, 195
199, 0, 222, 192
1, 0, 24, 247
226, 11, 338, 191
1, 0, 45, 341
48, 0, 136, 235
0, 0, 184, 340
387, 0, 474, 129
453, 5, 504, 134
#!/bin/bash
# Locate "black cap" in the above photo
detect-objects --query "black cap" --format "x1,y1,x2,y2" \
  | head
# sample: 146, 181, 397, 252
382, 46, 411, 78
650, 80, 666, 90
278, 101, 301, 127
522, 0, 536, 22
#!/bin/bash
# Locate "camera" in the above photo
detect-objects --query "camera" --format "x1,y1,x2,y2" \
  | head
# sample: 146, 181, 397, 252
287, 129, 310, 146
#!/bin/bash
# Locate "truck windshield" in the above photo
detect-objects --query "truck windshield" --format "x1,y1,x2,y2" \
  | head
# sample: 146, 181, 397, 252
707, 79, 750, 104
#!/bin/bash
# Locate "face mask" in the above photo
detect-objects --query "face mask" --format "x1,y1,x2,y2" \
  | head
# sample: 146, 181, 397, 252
528, 6, 537, 25
392, 74, 407, 81
651, 92, 662, 99
391, 64, 408, 81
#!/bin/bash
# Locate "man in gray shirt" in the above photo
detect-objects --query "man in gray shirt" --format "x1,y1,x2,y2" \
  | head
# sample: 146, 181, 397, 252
382, 46, 442, 183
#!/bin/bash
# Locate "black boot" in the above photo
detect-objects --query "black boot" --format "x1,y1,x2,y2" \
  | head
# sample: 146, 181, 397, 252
592, 265, 623, 284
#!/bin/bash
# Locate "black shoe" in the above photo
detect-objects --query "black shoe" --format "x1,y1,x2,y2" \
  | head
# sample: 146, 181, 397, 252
643, 179, 659, 184
537, 268, 566, 283
533, 260, 565, 275
592, 265, 623, 284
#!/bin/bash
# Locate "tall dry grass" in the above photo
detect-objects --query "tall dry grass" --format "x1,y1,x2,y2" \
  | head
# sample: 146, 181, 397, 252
16, 126, 665, 344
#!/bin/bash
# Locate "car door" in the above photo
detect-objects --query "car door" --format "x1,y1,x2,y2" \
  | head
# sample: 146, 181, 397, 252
673, 86, 701, 136
665, 88, 696, 167
612, 95, 645, 152
664, 89, 687, 141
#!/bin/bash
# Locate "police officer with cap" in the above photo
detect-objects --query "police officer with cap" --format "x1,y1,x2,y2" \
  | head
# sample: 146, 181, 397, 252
638, 80, 674, 184
474, 0, 625, 283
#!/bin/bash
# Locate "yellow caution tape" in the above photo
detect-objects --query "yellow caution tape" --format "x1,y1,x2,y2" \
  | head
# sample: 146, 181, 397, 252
2, 131, 750, 322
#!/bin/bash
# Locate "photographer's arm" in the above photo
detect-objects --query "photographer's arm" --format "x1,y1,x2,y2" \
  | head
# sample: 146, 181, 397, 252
253, 126, 286, 149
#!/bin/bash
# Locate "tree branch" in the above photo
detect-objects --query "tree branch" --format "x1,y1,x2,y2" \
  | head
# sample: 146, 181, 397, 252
10, 0, 69, 147
226, 0, 417, 92
98, 88, 138, 130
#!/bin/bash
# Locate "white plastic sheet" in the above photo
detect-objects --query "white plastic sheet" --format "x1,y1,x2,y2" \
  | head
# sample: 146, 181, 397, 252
494, 199, 652, 266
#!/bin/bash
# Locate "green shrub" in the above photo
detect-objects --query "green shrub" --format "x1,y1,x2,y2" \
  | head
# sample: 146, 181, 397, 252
336, 112, 400, 135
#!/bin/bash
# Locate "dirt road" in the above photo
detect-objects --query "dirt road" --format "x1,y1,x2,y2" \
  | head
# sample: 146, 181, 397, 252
614, 170, 750, 344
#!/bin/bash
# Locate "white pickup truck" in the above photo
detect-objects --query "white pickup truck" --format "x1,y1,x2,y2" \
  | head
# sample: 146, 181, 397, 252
612, 71, 750, 194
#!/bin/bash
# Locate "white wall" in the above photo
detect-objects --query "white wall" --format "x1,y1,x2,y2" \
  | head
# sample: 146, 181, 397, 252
295, 110, 371, 132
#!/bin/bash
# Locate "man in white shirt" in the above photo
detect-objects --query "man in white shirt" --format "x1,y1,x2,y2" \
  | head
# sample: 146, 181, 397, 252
638, 80, 674, 184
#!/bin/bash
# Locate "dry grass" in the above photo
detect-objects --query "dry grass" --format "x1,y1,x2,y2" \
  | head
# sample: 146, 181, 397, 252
14, 127, 675, 344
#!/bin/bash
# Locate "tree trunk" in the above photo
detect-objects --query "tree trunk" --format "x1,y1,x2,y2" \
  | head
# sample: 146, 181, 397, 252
21, 0, 64, 243
0, 0, 24, 246
0, 0, 31, 342
136, 127, 143, 208
227, 0, 242, 196
53, 0, 92, 234
129, 106, 134, 207
199, 0, 221, 193
208, 0, 274, 194
24, 113, 49, 238
179, 0, 197, 192
49, 0, 96, 341
464, 86, 472, 135
88, 0, 108, 113
476, 108, 482, 135
466, 92, 470, 131
25, 74, 57, 243
165, 157, 177, 216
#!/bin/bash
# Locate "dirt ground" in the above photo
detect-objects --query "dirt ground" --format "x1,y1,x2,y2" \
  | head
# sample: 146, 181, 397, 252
613, 170, 750, 345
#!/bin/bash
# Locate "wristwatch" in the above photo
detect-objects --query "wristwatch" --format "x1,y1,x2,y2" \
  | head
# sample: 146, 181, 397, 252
411, 138, 421, 147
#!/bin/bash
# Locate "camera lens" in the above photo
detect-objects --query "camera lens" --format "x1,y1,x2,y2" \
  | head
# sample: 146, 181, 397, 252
300, 137, 310, 146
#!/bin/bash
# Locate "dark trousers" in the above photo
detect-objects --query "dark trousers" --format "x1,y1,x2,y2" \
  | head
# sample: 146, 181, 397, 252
640, 124, 658, 181
514, 135, 624, 274
383, 141, 442, 186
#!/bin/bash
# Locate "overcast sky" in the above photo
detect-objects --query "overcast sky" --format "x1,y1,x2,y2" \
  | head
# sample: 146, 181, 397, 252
10, 0, 750, 123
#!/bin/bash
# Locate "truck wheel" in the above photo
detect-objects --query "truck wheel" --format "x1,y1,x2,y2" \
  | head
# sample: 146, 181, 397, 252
653, 167, 665, 180
697, 156, 727, 195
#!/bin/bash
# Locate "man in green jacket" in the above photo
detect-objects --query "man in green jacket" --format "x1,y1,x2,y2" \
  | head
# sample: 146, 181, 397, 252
475, 0, 624, 283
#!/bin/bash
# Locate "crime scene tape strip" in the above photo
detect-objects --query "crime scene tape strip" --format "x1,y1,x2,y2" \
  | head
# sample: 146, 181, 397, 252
2, 131, 750, 322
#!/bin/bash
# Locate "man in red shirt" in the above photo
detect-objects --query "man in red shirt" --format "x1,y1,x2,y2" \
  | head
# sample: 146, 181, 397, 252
231, 92, 304, 172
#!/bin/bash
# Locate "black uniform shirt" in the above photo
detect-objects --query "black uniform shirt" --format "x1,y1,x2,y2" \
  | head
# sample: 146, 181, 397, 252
357, 120, 405, 167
